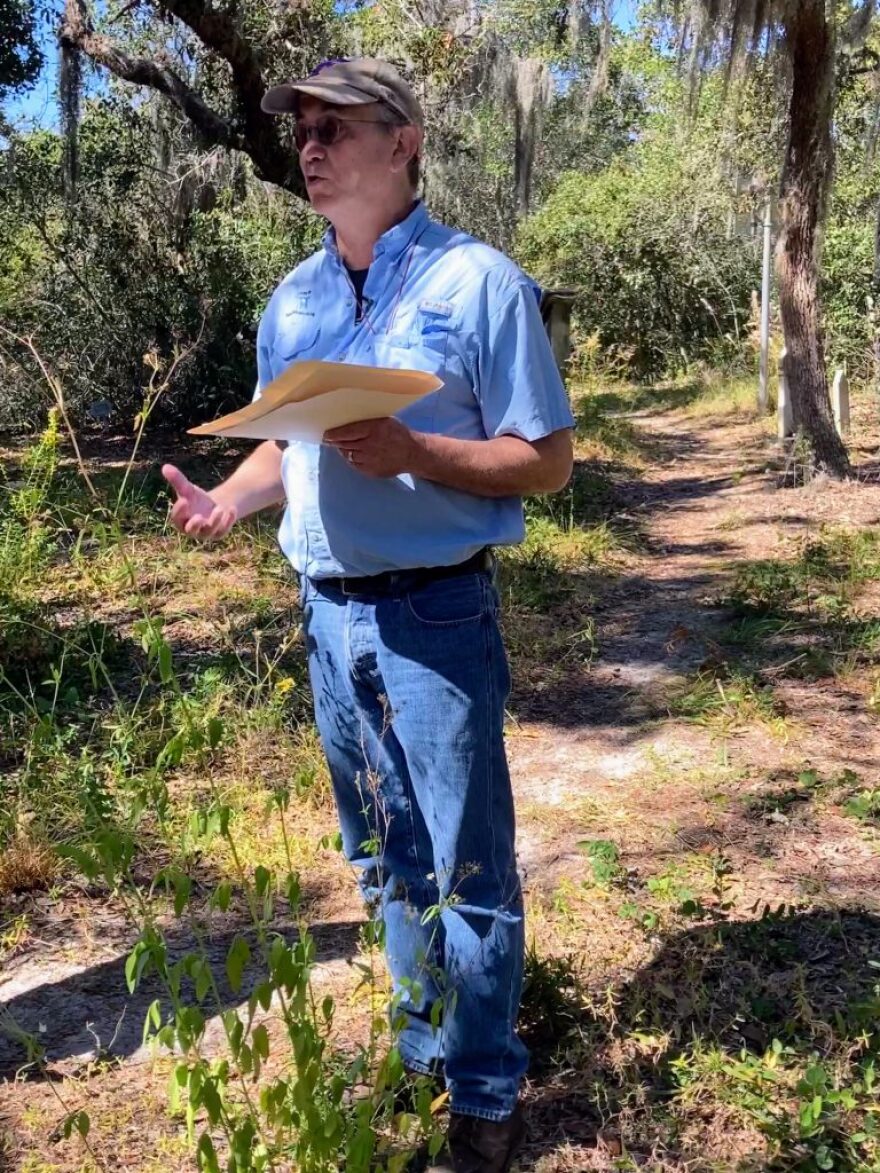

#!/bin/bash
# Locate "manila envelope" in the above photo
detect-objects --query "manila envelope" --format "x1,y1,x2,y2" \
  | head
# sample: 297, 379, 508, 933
188, 359, 442, 442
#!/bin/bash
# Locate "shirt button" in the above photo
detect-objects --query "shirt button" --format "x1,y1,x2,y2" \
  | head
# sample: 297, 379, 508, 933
346, 298, 353, 306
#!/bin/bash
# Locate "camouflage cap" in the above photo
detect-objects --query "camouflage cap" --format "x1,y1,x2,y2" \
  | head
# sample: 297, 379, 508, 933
261, 56, 423, 126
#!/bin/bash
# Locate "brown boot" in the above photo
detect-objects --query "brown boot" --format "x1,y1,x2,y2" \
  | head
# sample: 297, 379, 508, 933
426, 1105, 525, 1173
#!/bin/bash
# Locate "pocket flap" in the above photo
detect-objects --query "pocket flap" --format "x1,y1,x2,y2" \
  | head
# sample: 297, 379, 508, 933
274, 321, 320, 363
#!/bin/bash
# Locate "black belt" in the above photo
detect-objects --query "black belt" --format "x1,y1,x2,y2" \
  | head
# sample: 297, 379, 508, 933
314, 548, 493, 598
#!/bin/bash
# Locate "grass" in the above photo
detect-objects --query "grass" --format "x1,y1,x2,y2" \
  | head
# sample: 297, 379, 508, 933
668, 664, 789, 737
577, 369, 771, 424
0, 830, 60, 898
659, 526, 880, 746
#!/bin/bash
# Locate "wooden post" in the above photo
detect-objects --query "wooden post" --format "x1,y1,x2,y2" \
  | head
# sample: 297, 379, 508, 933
539, 289, 577, 377
778, 347, 794, 440
831, 368, 850, 435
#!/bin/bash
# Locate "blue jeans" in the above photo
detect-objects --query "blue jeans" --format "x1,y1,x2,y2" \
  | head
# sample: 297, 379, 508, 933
300, 568, 528, 1121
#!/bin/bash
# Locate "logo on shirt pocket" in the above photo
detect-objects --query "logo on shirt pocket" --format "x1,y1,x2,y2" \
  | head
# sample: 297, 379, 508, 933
286, 290, 314, 317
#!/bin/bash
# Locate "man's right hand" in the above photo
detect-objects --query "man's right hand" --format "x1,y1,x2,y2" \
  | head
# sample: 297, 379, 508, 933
162, 464, 238, 540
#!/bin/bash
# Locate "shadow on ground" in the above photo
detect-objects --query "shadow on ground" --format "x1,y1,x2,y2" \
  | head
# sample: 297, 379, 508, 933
519, 908, 880, 1169
0, 914, 364, 1078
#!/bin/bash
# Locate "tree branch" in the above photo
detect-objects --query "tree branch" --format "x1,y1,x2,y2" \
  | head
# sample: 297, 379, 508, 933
60, 0, 305, 196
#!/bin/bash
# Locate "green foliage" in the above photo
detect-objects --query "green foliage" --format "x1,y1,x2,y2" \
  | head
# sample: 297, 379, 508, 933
822, 219, 875, 377
728, 530, 880, 619
670, 664, 785, 733
0, 420, 443, 1168
517, 89, 757, 376
0, 0, 41, 94
578, 837, 623, 888
0, 100, 324, 430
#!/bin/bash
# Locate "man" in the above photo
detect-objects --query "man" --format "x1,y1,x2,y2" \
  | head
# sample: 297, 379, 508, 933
162, 57, 574, 1173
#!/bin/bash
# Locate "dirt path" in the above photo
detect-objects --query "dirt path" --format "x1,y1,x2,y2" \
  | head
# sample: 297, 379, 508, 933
3, 401, 880, 1171
512, 406, 880, 921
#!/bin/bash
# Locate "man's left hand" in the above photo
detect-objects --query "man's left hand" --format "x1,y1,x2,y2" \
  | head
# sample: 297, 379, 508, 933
323, 417, 418, 477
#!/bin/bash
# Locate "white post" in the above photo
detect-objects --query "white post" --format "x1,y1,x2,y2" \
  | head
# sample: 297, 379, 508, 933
778, 347, 793, 440
758, 198, 772, 413
832, 368, 850, 435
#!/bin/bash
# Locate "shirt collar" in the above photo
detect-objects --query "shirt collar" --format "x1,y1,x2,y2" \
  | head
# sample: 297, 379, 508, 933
322, 200, 429, 267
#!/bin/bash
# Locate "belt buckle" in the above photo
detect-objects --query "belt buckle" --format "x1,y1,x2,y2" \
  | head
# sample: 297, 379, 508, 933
340, 576, 359, 598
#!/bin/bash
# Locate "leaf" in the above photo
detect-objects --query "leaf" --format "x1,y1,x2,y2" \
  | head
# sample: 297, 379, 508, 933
194, 959, 212, 1004
158, 732, 185, 769
207, 715, 224, 749
125, 941, 148, 994
254, 865, 271, 897
430, 1090, 450, 1114
158, 640, 173, 684
57, 844, 99, 881
225, 936, 251, 994
63, 1110, 90, 1139
285, 871, 301, 910
171, 871, 192, 917
212, 880, 232, 912
142, 998, 162, 1046
253, 1023, 270, 1060
197, 1132, 220, 1173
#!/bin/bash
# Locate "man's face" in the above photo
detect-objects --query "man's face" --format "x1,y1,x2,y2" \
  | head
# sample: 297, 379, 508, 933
295, 96, 410, 218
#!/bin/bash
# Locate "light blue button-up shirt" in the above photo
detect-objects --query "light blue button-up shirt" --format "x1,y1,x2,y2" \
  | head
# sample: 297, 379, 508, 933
255, 201, 574, 578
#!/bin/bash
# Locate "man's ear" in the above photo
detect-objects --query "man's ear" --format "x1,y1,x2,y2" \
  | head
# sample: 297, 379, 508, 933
390, 124, 423, 176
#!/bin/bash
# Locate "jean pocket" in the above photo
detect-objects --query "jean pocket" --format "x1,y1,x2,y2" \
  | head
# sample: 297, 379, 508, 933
405, 574, 487, 627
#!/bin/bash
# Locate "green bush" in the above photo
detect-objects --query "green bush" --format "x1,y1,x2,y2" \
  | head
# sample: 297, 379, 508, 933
0, 102, 323, 431
822, 218, 874, 378
517, 159, 755, 378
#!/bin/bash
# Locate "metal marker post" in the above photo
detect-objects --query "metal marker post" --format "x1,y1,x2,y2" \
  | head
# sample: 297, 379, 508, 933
758, 198, 772, 414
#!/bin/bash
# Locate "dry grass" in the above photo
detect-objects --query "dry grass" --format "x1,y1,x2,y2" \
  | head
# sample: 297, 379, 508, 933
0, 832, 60, 898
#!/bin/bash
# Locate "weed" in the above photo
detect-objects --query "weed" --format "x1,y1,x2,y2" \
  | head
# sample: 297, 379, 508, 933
844, 789, 880, 824
519, 946, 586, 1058
670, 664, 787, 736
579, 838, 624, 888
744, 769, 826, 820
727, 529, 880, 621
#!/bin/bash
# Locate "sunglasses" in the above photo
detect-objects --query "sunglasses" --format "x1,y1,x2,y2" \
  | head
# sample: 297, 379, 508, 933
293, 113, 390, 152
294, 112, 391, 152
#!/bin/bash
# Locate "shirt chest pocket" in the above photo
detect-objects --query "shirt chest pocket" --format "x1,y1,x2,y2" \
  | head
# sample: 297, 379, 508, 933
272, 321, 320, 377
379, 301, 458, 373
416, 303, 456, 363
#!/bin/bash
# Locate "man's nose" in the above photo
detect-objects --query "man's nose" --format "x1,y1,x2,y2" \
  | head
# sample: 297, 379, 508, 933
299, 136, 326, 165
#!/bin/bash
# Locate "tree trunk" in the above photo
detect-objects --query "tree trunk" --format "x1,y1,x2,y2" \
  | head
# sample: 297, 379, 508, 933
872, 189, 880, 396
775, 0, 851, 477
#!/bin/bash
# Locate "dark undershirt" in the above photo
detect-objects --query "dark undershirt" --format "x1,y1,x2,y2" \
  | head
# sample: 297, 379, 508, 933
345, 264, 370, 322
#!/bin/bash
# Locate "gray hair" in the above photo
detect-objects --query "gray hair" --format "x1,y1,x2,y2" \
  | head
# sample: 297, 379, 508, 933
377, 108, 421, 191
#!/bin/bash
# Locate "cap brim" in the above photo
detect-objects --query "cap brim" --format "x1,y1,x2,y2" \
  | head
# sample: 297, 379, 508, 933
261, 79, 378, 115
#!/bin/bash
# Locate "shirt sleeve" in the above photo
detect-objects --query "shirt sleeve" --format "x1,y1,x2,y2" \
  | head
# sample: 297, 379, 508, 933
474, 276, 575, 442
253, 303, 274, 403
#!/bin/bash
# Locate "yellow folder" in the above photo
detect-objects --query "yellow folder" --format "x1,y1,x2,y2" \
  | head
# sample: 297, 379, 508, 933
188, 359, 442, 442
